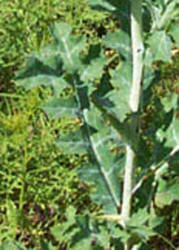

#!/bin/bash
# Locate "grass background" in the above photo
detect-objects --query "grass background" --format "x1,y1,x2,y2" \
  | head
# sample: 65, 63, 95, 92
0, 0, 113, 247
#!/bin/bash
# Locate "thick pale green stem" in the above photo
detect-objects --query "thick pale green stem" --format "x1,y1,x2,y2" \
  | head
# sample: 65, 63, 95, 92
121, 1, 143, 249
129, 0, 143, 113
121, 145, 135, 222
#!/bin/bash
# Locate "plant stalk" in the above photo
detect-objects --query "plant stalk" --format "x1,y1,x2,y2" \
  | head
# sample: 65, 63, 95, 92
129, 0, 143, 113
121, 0, 143, 249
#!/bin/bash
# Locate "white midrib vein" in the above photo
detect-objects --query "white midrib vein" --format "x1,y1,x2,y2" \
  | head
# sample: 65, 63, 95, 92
46, 106, 77, 116
61, 37, 73, 65
61, 36, 82, 66
83, 109, 120, 208
73, 77, 120, 210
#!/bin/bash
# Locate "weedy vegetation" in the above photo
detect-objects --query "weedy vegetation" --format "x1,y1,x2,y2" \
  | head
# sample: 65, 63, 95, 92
0, 0, 179, 249
0, 0, 110, 248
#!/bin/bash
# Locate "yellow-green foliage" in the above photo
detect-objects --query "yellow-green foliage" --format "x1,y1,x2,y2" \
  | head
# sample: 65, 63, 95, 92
0, 0, 178, 248
0, 88, 90, 244
0, 0, 112, 85
0, 0, 111, 244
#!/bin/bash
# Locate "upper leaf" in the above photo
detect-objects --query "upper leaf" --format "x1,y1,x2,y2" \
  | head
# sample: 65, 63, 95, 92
145, 0, 179, 31
142, 48, 157, 90
79, 108, 124, 214
160, 93, 178, 112
52, 22, 86, 72
157, 93, 179, 154
14, 47, 64, 95
93, 62, 132, 123
157, 116, 179, 154
34, 44, 63, 71
169, 22, 179, 48
89, 0, 115, 11
102, 30, 131, 60
88, 0, 130, 31
147, 30, 172, 62
155, 181, 179, 208
80, 54, 106, 83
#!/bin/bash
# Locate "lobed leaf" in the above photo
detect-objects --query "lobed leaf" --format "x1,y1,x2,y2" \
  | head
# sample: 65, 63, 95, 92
169, 22, 179, 47
16, 75, 68, 96
80, 55, 106, 83
147, 30, 172, 62
88, 0, 130, 31
57, 106, 123, 214
103, 30, 131, 60
52, 22, 86, 72
82, 108, 123, 213
155, 182, 179, 208
56, 129, 89, 155
160, 119, 179, 153
93, 62, 132, 123
43, 97, 79, 119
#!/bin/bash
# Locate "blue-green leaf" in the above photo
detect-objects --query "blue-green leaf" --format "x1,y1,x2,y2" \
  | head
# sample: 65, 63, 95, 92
80, 55, 106, 82
147, 31, 172, 62
88, 0, 130, 31
16, 75, 67, 96
89, 0, 116, 11
169, 22, 179, 47
160, 93, 178, 112
157, 116, 179, 154
155, 181, 179, 208
78, 108, 123, 214
52, 22, 86, 71
143, 49, 156, 90
56, 129, 89, 155
35, 44, 62, 71
94, 62, 132, 122
43, 97, 78, 119
103, 30, 131, 60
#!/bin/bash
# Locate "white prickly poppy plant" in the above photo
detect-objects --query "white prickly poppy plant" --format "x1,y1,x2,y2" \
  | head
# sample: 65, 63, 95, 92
16, 0, 179, 249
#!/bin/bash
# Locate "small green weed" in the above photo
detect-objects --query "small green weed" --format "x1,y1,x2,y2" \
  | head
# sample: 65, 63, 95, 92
0, 0, 114, 247
0, 88, 91, 246
0, 0, 113, 90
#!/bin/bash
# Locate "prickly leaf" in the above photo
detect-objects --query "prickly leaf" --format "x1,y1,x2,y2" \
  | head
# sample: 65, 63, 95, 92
52, 22, 86, 71
93, 62, 132, 122
169, 22, 179, 47
43, 97, 78, 119
147, 31, 172, 62
102, 30, 131, 60
155, 181, 179, 208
